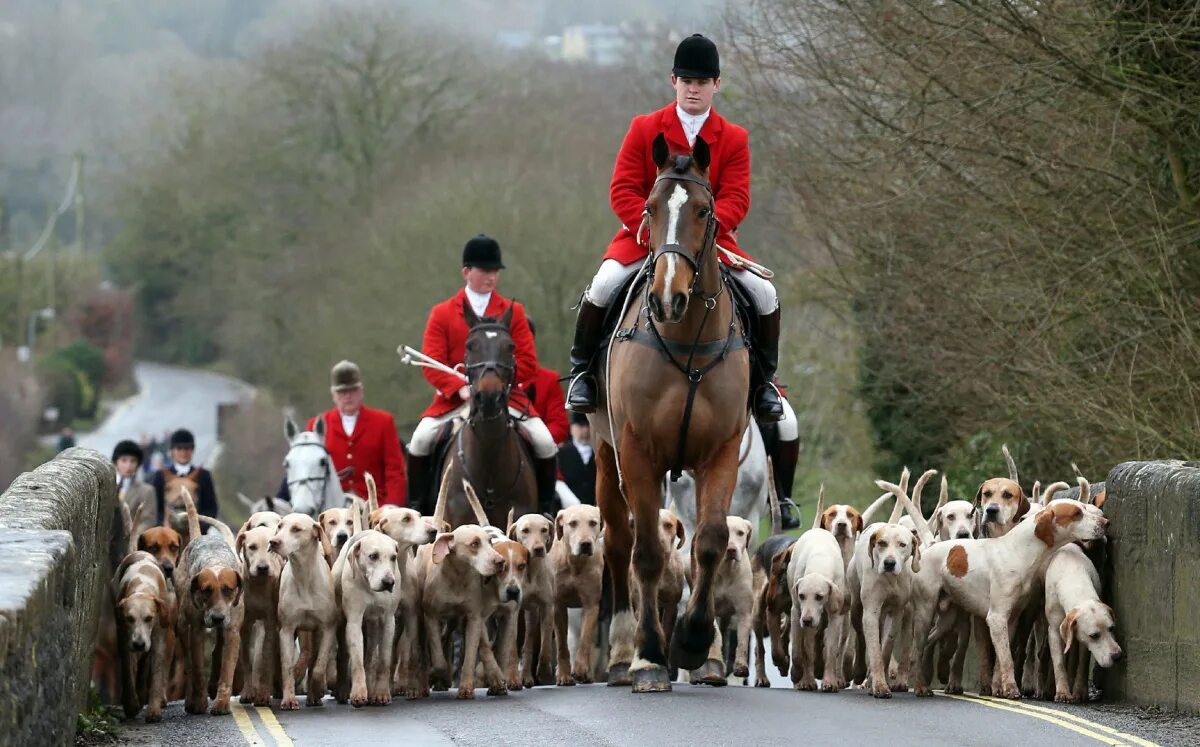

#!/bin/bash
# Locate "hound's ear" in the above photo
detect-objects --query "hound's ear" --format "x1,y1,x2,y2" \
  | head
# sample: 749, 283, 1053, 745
350, 541, 362, 578
1014, 489, 1031, 521
675, 520, 686, 550
973, 482, 985, 508
235, 531, 247, 553
314, 523, 334, 566
432, 533, 454, 563
850, 509, 864, 534
137, 533, 148, 552
744, 519, 754, 551
155, 597, 171, 628
692, 135, 711, 172
232, 573, 244, 607
652, 132, 670, 170
868, 531, 879, 568
368, 508, 384, 529
313, 416, 327, 444
1060, 609, 1079, 653
556, 511, 565, 540
909, 530, 922, 573
929, 509, 944, 540
284, 414, 299, 444
827, 581, 844, 615
507, 523, 519, 541
1093, 490, 1107, 510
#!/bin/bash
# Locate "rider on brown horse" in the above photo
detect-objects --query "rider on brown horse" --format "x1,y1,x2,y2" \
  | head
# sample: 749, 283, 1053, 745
564, 34, 801, 528
406, 234, 559, 516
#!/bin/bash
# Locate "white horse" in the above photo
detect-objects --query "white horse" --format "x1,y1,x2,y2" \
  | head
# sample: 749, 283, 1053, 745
667, 422, 768, 556
283, 414, 345, 517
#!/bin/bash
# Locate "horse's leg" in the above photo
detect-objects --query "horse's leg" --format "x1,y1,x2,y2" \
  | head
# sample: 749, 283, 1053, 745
618, 430, 670, 692
595, 439, 635, 687
671, 431, 740, 672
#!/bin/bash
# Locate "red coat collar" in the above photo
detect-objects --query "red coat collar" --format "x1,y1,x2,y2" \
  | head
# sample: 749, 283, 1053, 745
658, 103, 724, 153
453, 287, 509, 319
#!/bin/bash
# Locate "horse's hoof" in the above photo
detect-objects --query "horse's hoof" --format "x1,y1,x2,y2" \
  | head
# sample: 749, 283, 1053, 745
691, 659, 726, 686
669, 614, 713, 672
632, 665, 672, 693
607, 662, 632, 687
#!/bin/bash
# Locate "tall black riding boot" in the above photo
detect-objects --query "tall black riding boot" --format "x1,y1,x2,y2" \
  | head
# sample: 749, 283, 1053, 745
565, 299, 608, 414
773, 436, 801, 530
752, 308, 785, 423
406, 453, 433, 513
533, 456, 560, 517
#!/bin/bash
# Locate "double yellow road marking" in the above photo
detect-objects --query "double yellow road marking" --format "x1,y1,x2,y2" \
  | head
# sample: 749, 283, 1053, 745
231, 702, 295, 747
941, 692, 1162, 747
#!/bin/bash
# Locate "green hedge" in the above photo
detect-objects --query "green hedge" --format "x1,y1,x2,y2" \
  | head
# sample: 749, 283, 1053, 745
37, 340, 105, 424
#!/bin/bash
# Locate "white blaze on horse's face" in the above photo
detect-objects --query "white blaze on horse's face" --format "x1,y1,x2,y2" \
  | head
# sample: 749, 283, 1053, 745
651, 183, 692, 323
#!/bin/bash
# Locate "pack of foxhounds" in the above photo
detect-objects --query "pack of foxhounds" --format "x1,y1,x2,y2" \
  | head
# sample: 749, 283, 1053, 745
104, 445, 1118, 722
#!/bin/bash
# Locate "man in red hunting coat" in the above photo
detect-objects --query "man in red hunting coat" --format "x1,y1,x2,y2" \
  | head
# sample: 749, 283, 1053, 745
406, 234, 559, 514
308, 360, 408, 505
564, 33, 784, 426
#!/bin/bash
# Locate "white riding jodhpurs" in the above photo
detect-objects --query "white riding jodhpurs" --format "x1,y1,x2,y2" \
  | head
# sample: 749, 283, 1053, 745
584, 258, 778, 314
408, 404, 557, 460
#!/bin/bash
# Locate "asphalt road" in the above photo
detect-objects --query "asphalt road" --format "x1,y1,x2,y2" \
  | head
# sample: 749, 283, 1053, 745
77, 361, 254, 466
120, 681, 1178, 747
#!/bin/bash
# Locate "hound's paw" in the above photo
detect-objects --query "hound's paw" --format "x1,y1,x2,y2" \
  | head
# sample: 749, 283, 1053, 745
755, 676, 771, 688
914, 685, 933, 698
733, 663, 749, 678
209, 698, 231, 716
305, 693, 325, 707
369, 692, 391, 706
821, 680, 840, 693
571, 669, 593, 685
486, 684, 508, 697
1055, 691, 1079, 704
870, 682, 892, 699
280, 696, 301, 710
998, 684, 1022, 700
522, 675, 535, 689
184, 697, 207, 715
945, 684, 964, 695
507, 678, 524, 691
556, 674, 576, 687
350, 686, 368, 708
456, 687, 476, 700
144, 709, 162, 724
888, 679, 909, 693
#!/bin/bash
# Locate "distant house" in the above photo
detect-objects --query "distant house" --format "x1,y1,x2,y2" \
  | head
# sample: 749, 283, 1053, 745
560, 24, 625, 67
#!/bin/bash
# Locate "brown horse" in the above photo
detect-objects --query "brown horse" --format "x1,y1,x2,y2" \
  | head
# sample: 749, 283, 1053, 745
591, 133, 750, 692
440, 303, 538, 527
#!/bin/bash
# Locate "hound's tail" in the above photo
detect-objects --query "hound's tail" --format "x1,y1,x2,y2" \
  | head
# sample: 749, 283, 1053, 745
181, 486, 201, 543
197, 515, 237, 549
461, 479, 491, 526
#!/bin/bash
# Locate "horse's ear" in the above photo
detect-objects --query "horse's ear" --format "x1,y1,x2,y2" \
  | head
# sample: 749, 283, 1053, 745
284, 414, 299, 444
463, 297, 481, 329
652, 132, 670, 170
499, 304, 514, 329
692, 136, 711, 173
313, 416, 326, 444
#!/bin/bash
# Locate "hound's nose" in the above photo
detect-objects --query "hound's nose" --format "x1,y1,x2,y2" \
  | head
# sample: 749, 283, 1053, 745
130, 640, 147, 652
1110, 648, 1123, 662
985, 505, 1000, 517
255, 563, 270, 575
426, 529, 438, 542
209, 613, 225, 626
336, 532, 350, 545
380, 577, 395, 592
726, 546, 738, 560
1099, 517, 1110, 529
883, 558, 897, 572
801, 616, 813, 628
505, 587, 521, 602
269, 537, 281, 551
956, 530, 971, 539
533, 546, 546, 558
161, 564, 174, 578
577, 541, 594, 556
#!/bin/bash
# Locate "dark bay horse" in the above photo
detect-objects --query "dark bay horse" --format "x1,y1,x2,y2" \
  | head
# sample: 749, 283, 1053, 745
591, 133, 750, 692
441, 303, 538, 527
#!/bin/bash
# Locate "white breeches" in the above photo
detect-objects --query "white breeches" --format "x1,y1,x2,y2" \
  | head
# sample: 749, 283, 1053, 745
584, 258, 778, 315
409, 404, 557, 459
777, 396, 798, 441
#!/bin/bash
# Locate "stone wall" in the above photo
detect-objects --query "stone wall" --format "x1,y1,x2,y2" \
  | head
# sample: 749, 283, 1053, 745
0, 448, 116, 747
1104, 460, 1200, 713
